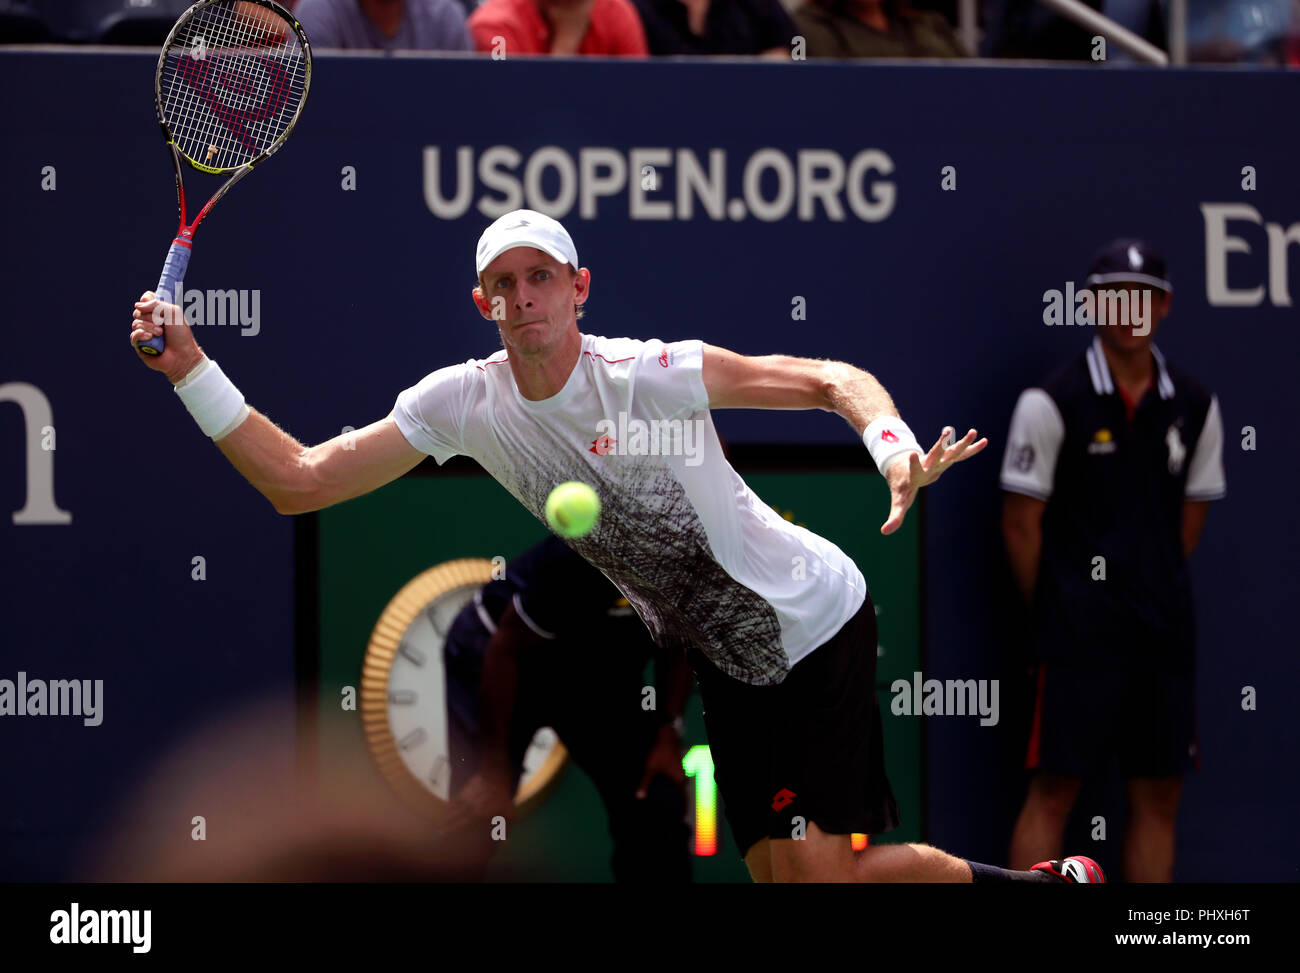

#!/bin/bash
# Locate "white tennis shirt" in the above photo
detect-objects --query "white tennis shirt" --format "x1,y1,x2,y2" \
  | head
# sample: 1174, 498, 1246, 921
393, 333, 866, 686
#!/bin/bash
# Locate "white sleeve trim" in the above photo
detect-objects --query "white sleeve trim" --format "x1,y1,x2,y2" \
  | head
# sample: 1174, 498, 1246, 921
1000, 483, 1053, 502
999, 388, 1065, 500
1185, 394, 1226, 500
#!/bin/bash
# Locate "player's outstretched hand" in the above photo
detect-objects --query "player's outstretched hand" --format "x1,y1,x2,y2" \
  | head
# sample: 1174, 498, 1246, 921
880, 426, 988, 536
130, 290, 204, 382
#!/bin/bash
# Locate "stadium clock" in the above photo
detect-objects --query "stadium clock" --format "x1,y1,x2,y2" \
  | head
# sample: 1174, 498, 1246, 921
360, 558, 568, 820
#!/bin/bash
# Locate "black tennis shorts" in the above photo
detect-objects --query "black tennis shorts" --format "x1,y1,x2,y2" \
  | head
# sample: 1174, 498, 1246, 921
685, 592, 901, 860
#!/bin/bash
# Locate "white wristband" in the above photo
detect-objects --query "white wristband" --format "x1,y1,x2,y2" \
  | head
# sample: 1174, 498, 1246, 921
174, 358, 249, 439
863, 416, 922, 476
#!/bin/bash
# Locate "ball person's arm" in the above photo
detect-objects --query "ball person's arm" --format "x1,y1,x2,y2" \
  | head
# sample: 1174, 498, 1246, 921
1001, 492, 1046, 604
653, 640, 693, 736
131, 292, 425, 513
1182, 500, 1210, 558
701, 344, 988, 533
439, 602, 545, 834
636, 639, 692, 799
479, 603, 544, 769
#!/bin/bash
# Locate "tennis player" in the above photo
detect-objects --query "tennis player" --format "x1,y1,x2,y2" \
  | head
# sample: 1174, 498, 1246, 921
130, 209, 1103, 883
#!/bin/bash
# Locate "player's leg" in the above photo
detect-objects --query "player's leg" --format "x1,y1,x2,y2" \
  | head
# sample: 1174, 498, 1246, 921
767, 821, 1107, 883
744, 837, 773, 883
763, 595, 916, 882
769, 823, 973, 882
763, 598, 1097, 883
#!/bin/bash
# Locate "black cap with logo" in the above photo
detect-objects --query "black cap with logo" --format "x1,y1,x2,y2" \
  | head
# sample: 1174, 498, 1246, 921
1084, 239, 1172, 292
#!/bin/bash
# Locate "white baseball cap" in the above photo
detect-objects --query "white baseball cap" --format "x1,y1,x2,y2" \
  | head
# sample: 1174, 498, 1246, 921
475, 209, 579, 276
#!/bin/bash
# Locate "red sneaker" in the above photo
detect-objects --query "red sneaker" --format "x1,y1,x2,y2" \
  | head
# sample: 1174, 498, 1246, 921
1032, 856, 1106, 883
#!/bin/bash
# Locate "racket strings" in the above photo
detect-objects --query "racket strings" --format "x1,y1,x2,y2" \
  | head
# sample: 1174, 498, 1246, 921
160, 1, 307, 171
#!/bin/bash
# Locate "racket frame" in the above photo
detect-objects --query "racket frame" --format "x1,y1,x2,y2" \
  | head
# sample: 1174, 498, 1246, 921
140, 0, 311, 356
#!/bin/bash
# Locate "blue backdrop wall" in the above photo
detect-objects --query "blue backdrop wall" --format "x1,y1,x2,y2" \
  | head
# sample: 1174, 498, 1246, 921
1, 50, 1296, 880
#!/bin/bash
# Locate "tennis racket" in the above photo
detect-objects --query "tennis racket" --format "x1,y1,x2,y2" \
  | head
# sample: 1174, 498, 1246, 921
138, 0, 311, 356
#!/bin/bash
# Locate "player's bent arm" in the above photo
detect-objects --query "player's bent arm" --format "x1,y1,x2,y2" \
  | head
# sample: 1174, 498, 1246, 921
216, 412, 425, 515
1002, 491, 1046, 604
701, 344, 898, 433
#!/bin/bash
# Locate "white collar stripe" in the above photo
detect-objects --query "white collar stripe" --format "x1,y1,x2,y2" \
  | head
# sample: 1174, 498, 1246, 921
1086, 342, 1105, 395
1087, 338, 1114, 395
1151, 345, 1176, 399
1089, 337, 1174, 399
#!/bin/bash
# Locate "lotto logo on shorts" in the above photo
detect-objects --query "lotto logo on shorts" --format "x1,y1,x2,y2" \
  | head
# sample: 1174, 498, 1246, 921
771, 788, 797, 812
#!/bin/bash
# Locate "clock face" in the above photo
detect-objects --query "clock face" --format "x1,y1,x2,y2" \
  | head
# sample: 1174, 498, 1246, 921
361, 559, 567, 818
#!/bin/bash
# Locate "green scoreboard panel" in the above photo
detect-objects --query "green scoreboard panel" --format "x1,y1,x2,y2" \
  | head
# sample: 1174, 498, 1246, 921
310, 461, 921, 882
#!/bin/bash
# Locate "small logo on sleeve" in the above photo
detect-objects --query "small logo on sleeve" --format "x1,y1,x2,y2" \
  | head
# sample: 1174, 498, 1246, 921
658, 348, 670, 368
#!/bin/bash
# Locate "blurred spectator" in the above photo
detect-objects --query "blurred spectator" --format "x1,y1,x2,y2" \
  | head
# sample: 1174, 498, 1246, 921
1001, 240, 1225, 882
630, 0, 798, 57
469, 0, 648, 53
4, 0, 191, 44
89, 697, 488, 881
983, 0, 1299, 64
293, 0, 473, 50
981, 0, 1170, 62
793, 0, 967, 58
0, 1, 52, 43
1186, 0, 1299, 65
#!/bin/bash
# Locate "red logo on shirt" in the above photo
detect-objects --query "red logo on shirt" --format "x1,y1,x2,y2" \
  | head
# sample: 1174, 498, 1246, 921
658, 348, 669, 368
590, 435, 617, 456
771, 788, 797, 812
882, 429, 899, 443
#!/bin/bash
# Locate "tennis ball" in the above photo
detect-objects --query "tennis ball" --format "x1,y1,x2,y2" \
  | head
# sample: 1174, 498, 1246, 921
545, 481, 600, 538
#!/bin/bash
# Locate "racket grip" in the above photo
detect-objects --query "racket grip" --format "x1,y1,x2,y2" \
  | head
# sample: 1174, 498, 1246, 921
139, 238, 192, 357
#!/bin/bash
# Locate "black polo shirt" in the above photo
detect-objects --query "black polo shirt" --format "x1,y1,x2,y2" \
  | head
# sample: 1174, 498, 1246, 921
468, 534, 654, 651
443, 534, 661, 735
630, 0, 796, 55
1001, 337, 1225, 666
